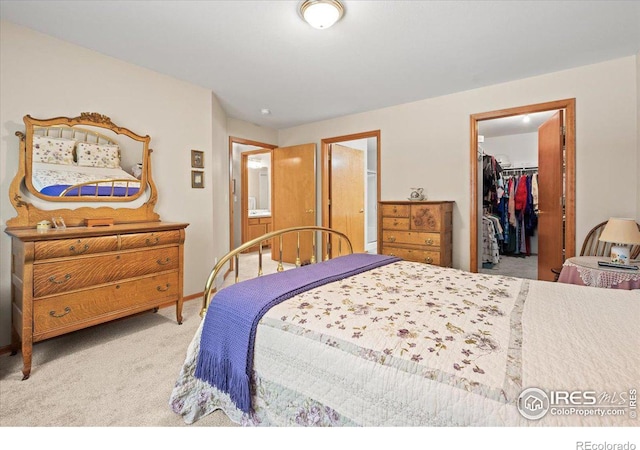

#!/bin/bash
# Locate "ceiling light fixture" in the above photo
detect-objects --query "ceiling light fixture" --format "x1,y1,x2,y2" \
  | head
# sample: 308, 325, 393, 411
522, 114, 531, 123
260, 108, 271, 115
248, 157, 263, 169
300, 0, 345, 29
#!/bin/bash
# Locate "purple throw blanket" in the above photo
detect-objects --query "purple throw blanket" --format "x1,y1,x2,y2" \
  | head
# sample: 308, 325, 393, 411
194, 253, 400, 413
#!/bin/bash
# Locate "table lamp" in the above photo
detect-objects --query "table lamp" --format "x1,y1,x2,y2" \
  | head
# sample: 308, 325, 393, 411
598, 218, 640, 265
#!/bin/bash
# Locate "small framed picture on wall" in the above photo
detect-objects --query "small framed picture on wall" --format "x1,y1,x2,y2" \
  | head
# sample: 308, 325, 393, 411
191, 150, 204, 168
191, 170, 204, 189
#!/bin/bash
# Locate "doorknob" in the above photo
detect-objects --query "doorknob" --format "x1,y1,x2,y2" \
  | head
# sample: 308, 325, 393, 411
359, 209, 364, 213
306, 209, 314, 213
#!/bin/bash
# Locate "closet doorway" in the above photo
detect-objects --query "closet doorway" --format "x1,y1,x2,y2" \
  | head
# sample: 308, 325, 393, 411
469, 99, 576, 281
321, 130, 380, 256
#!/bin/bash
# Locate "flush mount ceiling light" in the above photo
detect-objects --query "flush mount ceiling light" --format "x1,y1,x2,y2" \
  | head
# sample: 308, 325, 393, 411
248, 157, 263, 169
300, 0, 345, 29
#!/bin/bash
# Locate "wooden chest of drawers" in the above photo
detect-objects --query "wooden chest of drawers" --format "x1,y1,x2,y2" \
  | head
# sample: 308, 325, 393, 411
378, 201, 453, 267
6, 221, 188, 379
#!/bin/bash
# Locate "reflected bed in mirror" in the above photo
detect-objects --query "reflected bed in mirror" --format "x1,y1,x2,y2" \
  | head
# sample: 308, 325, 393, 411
7, 112, 160, 228
31, 125, 142, 198
24, 113, 147, 202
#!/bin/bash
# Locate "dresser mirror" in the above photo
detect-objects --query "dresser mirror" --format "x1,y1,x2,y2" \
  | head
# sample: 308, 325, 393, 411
7, 112, 159, 228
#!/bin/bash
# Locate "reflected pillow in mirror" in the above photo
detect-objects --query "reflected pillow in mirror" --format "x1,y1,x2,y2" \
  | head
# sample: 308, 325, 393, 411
32, 135, 75, 165
76, 142, 121, 169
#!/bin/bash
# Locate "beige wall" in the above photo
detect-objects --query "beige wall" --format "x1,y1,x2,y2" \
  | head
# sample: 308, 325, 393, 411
0, 22, 221, 346
279, 56, 639, 269
228, 118, 278, 147
1, 21, 638, 349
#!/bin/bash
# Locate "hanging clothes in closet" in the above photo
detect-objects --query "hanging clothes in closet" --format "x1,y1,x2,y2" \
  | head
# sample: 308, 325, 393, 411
500, 168, 538, 256
482, 212, 503, 267
481, 153, 505, 268
482, 154, 503, 213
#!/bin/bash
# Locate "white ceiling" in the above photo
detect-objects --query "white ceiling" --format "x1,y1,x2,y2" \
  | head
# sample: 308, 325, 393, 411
1, 1, 639, 130
479, 110, 557, 138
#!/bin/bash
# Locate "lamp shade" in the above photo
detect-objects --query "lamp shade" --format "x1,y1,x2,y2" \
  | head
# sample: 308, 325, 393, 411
598, 218, 640, 244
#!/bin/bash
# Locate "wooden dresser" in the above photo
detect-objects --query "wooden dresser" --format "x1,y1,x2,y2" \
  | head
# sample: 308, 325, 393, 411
378, 201, 453, 267
6, 221, 188, 380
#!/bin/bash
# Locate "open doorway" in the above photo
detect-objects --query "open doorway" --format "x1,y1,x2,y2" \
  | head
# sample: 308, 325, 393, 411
477, 111, 556, 280
469, 99, 576, 281
229, 137, 277, 261
241, 149, 273, 253
321, 130, 380, 255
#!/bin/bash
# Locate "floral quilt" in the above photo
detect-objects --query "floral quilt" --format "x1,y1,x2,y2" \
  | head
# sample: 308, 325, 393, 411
32, 162, 139, 194
170, 260, 531, 426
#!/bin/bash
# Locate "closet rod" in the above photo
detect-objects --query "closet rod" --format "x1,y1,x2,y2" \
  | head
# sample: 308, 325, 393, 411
502, 166, 538, 174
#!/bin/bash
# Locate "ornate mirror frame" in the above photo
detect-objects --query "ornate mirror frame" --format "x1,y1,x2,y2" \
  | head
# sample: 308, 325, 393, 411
7, 112, 159, 228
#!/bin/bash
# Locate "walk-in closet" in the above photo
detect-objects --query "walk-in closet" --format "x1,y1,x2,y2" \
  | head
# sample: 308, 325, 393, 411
478, 111, 558, 280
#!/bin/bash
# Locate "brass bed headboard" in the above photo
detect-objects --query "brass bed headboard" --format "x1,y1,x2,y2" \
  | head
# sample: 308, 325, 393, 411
201, 226, 353, 317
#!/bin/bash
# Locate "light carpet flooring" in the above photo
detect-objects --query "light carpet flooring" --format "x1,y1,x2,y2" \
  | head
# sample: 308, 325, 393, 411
480, 254, 538, 280
0, 298, 234, 427
0, 251, 289, 427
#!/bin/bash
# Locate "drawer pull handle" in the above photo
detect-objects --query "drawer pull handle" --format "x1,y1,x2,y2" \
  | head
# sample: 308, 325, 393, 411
425, 238, 433, 245
392, 206, 397, 213
425, 257, 433, 264
49, 274, 71, 284
69, 242, 89, 255
157, 283, 171, 292
49, 307, 71, 318
388, 236, 396, 242
157, 258, 171, 265
146, 237, 160, 246
393, 220, 399, 226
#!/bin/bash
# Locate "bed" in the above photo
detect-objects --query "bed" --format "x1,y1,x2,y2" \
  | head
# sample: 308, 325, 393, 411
170, 227, 639, 427
30, 126, 140, 198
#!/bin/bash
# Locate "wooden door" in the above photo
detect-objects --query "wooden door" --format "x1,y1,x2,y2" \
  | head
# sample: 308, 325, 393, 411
272, 143, 316, 264
537, 110, 565, 281
330, 144, 365, 253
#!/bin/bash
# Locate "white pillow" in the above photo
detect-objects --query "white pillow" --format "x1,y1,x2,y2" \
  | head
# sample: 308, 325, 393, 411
32, 135, 75, 165
76, 142, 121, 169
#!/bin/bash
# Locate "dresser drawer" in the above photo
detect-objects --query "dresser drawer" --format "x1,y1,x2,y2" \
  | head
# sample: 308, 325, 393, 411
382, 230, 440, 247
410, 204, 443, 231
120, 230, 181, 250
381, 246, 440, 265
382, 217, 410, 230
33, 246, 179, 297
33, 272, 179, 336
381, 204, 409, 218
35, 235, 118, 260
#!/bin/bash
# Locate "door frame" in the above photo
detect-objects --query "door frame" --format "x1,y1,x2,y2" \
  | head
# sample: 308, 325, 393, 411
321, 130, 381, 253
241, 148, 273, 248
469, 98, 576, 273
229, 137, 277, 268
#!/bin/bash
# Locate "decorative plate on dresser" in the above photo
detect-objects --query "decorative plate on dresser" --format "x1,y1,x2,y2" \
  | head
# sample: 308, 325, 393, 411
5, 112, 188, 380
378, 200, 454, 267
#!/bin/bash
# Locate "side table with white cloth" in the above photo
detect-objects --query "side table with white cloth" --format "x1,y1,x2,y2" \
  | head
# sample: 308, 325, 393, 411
557, 256, 640, 290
